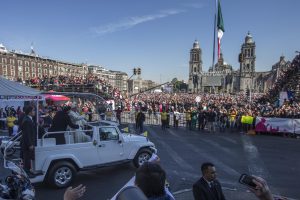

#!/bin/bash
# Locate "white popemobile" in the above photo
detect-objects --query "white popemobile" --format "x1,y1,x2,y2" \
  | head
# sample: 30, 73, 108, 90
3, 120, 156, 188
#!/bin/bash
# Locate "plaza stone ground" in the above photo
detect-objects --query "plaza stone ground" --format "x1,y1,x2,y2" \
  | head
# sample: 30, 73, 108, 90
1, 125, 299, 200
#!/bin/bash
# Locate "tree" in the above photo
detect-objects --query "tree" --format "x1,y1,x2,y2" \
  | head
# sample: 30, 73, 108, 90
171, 78, 178, 84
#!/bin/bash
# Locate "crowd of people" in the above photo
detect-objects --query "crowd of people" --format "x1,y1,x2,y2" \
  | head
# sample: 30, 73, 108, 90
259, 53, 300, 103
117, 92, 300, 119
19, 74, 116, 99
121, 93, 300, 127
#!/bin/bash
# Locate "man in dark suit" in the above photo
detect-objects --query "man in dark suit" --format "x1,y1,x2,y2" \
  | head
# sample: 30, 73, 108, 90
193, 162, 226, 200
48, 106, 79, 145
20, 106, 36, 175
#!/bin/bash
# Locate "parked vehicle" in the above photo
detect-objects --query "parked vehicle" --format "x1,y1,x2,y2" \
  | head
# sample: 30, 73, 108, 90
3, 120, 156, 188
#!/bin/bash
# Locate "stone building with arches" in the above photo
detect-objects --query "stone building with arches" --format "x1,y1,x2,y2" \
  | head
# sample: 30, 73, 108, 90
188, 32, 291, 93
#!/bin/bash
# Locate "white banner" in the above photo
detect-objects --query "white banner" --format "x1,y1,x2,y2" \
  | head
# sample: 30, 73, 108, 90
293, 119, 300, 135
255, 117, 300, 135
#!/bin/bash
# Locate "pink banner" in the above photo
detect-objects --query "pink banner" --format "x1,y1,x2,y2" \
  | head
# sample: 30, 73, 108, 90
255, 117, 299, 134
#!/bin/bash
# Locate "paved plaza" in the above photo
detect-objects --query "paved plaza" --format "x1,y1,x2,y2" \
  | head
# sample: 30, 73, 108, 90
1, 125, 299, 200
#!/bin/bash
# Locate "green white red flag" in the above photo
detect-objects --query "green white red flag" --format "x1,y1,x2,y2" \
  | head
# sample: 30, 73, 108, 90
217, 0, 225, 59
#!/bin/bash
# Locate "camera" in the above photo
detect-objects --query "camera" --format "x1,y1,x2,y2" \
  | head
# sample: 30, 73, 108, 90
239, 174, 257, 189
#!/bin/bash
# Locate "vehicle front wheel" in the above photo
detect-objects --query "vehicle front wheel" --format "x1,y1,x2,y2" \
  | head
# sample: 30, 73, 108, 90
133, 148, 152, 168
47, 161, 76, 188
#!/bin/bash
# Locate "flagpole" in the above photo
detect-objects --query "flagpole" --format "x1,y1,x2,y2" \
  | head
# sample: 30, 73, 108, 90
212, 0, 218, 72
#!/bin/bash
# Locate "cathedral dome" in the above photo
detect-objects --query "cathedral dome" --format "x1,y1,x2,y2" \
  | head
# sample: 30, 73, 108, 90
245, 31, 254, 44
193, 40, 200, 49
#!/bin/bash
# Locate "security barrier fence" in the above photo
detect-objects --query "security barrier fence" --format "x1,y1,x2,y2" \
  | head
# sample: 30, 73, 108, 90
120, 111, 193, 128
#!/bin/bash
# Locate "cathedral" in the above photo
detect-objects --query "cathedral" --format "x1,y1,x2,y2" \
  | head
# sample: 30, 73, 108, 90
188, 32, 291, 94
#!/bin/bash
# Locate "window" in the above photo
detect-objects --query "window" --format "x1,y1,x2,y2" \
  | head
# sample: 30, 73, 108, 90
32, 73, 36, 77
10, 59, 15, 65
25, 67, 29, 72
2, 66, 7, 73
32, 62, 35, 67
32, 67, 36, 73
38, 63, 41, 68
99, 127, 119, 141
25, 72, 30, 78
25, 61, 29, 66
2, 58, 7, 64
247, 64, 250, 71
18, 60, 22, 66
38, 68, 41, 73
44, 69, 48, 74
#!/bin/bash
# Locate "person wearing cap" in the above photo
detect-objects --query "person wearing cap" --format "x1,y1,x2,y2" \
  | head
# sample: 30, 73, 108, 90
68, 103, 90, 143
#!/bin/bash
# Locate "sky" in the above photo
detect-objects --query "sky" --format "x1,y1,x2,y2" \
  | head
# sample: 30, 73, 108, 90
1, 0, 300, 83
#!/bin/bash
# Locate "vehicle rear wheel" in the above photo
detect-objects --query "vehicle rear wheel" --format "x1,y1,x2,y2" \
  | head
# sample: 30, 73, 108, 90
133, 148, 152, 168
47, 161, 76, 188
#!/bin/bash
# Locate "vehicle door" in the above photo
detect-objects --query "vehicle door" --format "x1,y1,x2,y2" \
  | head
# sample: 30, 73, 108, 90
98, 126, 125, 164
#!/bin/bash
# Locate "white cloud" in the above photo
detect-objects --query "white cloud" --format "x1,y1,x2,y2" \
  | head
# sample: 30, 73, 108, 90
90, 9, 185, 36
183, 3, 204, 9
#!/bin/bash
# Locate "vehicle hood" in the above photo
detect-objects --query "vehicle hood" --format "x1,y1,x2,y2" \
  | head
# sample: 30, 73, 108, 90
121, 133, 148, 143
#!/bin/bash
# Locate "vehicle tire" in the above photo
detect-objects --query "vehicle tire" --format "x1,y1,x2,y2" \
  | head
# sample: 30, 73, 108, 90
47, 161, 76, 188
133, 148, 152, 168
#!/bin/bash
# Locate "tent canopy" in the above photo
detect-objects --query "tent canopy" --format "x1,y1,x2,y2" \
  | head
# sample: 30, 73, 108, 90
0, 76, 41, 100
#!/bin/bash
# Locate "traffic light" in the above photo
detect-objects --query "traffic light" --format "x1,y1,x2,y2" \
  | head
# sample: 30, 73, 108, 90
137, 68, 141, 75
246, 88, 250, 96
133, 68, 137, 75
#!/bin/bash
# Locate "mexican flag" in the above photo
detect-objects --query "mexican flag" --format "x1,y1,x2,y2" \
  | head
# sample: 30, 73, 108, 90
217, 0, 225, 59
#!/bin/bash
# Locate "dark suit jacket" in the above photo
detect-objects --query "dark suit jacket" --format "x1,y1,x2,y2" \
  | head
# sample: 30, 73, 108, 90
48, 111, 79, 144
193, 177, 226, 200
20, 115, 36, 152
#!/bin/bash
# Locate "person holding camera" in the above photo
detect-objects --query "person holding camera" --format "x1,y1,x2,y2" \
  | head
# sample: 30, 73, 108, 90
239, 175, 274, 200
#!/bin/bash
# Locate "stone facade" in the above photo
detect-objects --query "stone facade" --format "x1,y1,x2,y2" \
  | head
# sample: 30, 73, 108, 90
0, 44, 88, 81
188, 32, 290, 94
88, 65, 128, 92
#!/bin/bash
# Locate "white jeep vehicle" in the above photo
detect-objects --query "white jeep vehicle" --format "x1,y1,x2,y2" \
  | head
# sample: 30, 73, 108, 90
3, 120, 156, 188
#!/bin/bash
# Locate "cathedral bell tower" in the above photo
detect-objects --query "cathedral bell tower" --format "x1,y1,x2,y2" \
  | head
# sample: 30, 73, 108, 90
239, 32, 256, 92
188, 40, 202, 93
